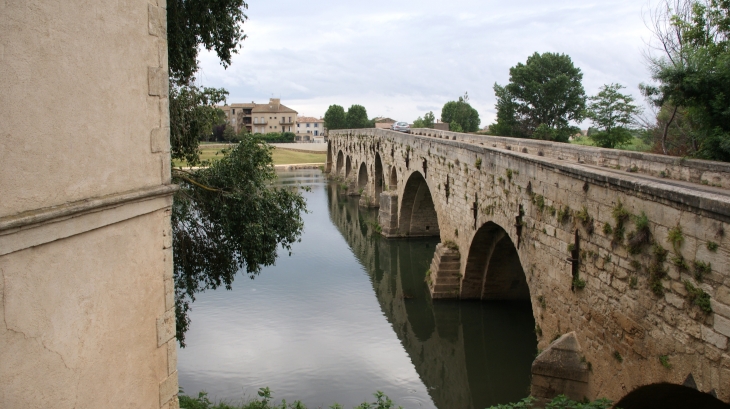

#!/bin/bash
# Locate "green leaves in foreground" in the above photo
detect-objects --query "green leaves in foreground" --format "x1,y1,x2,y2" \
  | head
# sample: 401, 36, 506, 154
179, 389, 402, 409
487, 395, 613, 409
171, 136, 307, 346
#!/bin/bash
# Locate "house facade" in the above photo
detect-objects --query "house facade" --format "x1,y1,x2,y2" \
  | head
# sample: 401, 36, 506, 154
219, 98, 298, 134
296, 116, 325, 142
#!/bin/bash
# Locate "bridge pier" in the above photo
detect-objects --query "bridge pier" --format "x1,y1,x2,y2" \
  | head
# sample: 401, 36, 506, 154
531, 332, 590, 404
378, 191, 399, 237
427, 243, 462, 299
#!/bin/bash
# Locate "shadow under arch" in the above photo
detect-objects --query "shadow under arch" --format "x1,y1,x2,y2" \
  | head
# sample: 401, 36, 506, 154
345, 156, 352, 178
615, 382, 729, 409
389, 166, 398, 190
357, 162, 368, 190
336, 151, 344, 176
374, 153, 384, 199
462, 222, 530, 300
399, 171, 440, 237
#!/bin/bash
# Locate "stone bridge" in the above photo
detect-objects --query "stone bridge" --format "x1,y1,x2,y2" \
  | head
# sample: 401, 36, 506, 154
325, 128, 730, 404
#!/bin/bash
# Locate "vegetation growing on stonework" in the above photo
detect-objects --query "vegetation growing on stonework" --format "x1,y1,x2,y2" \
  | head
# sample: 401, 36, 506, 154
648, 244, 669, 296
444, 240, 459, 251
611, 201, 631, 246
534, 195, 546, 212
475, 158, 482, 170
575, 206, 594, 234
660, 355, 672, 369
556, 206, 572, 224
485, 394, 613, 409
627, 212, 652, 255
707, 241, 719, 252
685, 280, 713, 314
573, 277, 587, 290
693, 260, 712, 282
667, 225, 685, 250
613, 351, 624, 363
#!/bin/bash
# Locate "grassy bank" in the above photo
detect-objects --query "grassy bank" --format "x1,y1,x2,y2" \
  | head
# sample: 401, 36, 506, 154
570, 136, 651, 152
173, 146, 326, 167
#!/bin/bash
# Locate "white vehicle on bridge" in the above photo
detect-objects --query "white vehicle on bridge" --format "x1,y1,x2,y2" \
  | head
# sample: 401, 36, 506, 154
390, 121, 410, 133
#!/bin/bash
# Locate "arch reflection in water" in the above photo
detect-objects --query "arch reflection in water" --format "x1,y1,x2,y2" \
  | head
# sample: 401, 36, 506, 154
327, 184, 537, 409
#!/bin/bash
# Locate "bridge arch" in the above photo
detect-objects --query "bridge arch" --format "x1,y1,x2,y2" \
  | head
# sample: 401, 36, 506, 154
389, 166, 398, 191
336, 151, 344, 176
462, 222, 529, 300
357, 162, 368, 191
345, 156, 352, 178
615, 382, 727, 409
399, 171, 440, 237
374, 153, 384, 199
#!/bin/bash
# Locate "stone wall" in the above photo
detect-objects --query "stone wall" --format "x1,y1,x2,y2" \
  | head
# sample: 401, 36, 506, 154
328, 128, 730, 403
0, 1, 177, 408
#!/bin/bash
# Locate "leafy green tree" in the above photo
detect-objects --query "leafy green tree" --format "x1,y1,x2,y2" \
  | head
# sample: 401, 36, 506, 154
324, 104, 347, 130
166, 2, 307, 345
167, 0, 249, 85
413, 111, 436, 129
586, 84, 642, 148
346, 104, 370, 129
172, 137, 306, 346
642, 0, 730, 161
491, 52, 586, 142
441, 93, 480, 132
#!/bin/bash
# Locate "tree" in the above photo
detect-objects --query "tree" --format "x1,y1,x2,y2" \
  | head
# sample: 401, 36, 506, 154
441, 93, 480, 132
413, 111, 436, 129
165, 2, 307, 345
324, 105, 347, 130
346, 104, 370, 129
167, 0, 249, 86
586, 84, 642, 148
172, 138, 306, 346
642, 0, 730, 161
491, 52, 586, 142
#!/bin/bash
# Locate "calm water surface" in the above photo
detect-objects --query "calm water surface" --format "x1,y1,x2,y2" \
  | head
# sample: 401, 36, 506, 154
178, 170, 537, 409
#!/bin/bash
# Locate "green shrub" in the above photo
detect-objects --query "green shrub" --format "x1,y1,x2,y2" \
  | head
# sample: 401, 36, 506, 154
659, 355, 672, 369
693, 260, 712, 282
486, 395, 612, 409
667, 225, 684, 250
685, 281, 713, 314
707, 241, 719, 252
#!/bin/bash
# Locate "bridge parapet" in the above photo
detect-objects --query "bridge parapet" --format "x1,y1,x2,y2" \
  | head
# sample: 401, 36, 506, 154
409, 128, 730, 191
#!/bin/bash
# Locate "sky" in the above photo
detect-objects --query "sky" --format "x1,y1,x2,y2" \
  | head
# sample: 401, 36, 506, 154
195, 0, 661, 127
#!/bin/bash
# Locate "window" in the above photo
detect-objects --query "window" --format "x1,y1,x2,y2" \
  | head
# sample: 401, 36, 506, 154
315, 130, 318, 136
306, 123, 310, 128
314, 123, 318, 128
297, 123, 300, 128
232, 109, 236, 114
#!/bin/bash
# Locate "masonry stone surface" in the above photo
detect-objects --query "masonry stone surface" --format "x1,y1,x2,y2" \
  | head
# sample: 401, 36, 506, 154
327, 128, 730, 403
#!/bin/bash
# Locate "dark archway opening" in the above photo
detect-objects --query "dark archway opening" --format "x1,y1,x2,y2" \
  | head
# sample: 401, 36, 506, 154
374, 154, 384, 199
615, 383, 729, 409
462, 222, 529, 300
336, 151, 344, 176
399, 172, 440, 237
345, 156, 352, 178
357, 162, 368, 191
389, 166, 398, 191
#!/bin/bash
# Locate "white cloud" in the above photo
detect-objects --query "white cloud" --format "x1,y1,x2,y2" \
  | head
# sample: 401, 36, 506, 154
195, 0, 658, 127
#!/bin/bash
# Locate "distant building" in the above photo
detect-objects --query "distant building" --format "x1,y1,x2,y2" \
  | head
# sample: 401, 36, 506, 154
374, 117, 396, 129
219, 98, 298, 134
296, 116, 325, 142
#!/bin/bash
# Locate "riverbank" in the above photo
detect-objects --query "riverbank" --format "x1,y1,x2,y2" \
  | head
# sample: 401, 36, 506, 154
172, 144, 326, 167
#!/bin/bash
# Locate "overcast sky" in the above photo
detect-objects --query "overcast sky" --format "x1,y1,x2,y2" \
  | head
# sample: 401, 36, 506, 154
196, 0, 660, 127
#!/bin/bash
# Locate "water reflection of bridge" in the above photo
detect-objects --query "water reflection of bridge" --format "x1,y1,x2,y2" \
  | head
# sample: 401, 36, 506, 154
326, 184, 536, 409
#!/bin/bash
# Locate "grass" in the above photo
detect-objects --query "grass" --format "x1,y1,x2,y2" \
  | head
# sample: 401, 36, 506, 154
570, 135, 651, 152
173, 147, 326, 167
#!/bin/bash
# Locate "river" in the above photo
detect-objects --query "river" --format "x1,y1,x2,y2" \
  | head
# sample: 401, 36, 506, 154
178, 169, 537, 409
